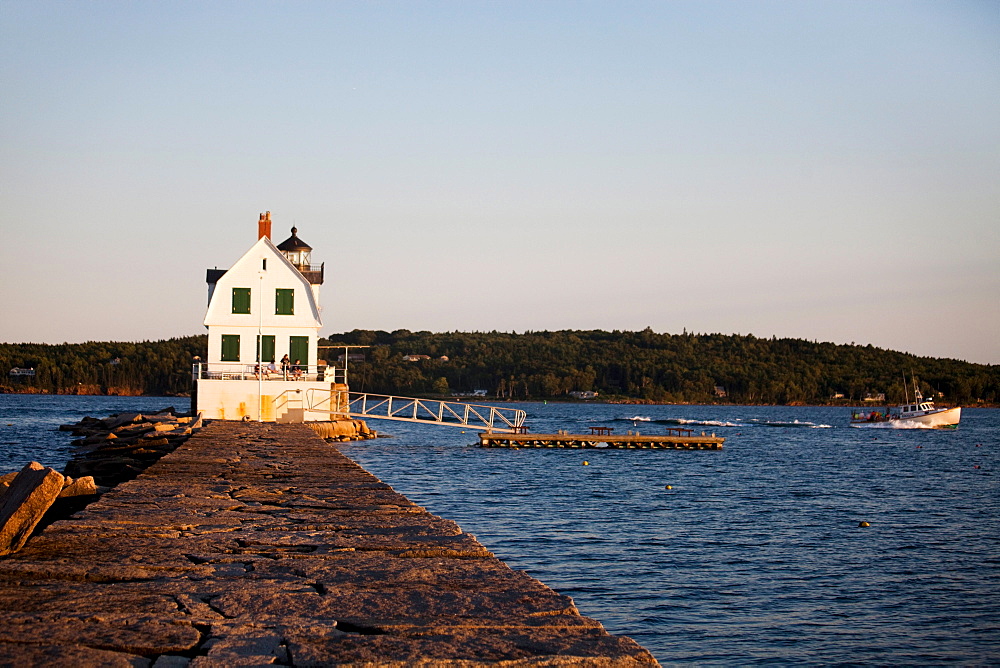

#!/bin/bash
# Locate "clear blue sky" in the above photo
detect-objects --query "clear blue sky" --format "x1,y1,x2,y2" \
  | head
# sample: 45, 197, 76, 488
2, 1, 998, 364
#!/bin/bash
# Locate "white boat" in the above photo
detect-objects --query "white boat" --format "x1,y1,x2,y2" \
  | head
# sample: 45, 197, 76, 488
851, 385, 961, 429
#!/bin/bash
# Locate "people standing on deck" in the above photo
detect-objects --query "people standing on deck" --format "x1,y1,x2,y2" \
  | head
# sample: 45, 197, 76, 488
280, 354, 290, 378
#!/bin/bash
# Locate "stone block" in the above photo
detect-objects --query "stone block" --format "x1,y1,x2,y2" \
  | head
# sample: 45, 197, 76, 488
0, 462, 65, 555
59, 476, 99, 498
104, 412, 144, 430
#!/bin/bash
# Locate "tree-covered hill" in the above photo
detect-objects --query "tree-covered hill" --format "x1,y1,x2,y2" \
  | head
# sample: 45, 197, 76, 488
0, 336, 205, 396
2, 330, 996, 405
323, 329, 998, 406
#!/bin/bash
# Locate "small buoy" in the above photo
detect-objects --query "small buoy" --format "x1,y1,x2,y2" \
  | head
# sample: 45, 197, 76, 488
666, 485, 673, 490
858, 521, 870, 528
974, 465, 981, 469
583, 461, 589, 466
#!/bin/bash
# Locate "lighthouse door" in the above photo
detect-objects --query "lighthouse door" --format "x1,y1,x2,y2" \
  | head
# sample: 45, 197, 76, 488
289, 336, 309, 368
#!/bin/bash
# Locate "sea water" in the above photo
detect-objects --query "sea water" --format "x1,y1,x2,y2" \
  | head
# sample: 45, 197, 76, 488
0, 394, 189, 473
2, 395, 997, 664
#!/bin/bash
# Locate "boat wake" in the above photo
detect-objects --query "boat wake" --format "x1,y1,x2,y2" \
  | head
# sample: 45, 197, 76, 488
850, 421, 936, 430
748, 419, 833, 429
672, 418, 745, 428
610, 416, 831, 429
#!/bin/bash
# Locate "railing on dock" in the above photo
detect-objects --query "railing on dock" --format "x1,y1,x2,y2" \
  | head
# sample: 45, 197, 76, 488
192, 362, 346, 384
306, 390, 526, 433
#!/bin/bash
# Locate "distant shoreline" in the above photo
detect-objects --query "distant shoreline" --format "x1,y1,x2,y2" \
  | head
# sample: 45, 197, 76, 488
1, 389, 991, 408
0, 388, 189, 398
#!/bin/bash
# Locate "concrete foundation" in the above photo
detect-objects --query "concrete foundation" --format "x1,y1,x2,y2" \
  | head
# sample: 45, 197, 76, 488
195, 380, 348, 422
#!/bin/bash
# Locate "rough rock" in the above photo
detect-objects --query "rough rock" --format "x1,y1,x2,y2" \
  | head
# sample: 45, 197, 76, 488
60, 410, 201, 488
307, 419, 375, 441
59, 476, 98, 498
0, 462, 65, 555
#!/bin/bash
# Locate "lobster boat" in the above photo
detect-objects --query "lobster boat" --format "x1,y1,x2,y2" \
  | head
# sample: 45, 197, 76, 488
851, 388, 960, 429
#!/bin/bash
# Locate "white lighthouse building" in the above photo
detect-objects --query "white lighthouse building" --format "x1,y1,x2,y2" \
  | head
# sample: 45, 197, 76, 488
193, 212, 346, 421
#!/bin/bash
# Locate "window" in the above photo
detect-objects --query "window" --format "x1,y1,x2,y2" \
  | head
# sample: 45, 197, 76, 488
256, 335, 275, 363
275, 288, 294, 315
221, 335, 240, 362
232, 288, 251, 314
289, 336, 309, 366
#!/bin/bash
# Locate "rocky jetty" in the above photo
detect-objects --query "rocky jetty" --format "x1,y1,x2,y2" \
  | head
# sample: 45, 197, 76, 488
0, 421, 658, 665
1, 410, 376, 559
60, 407, 201, 488
0, 408, 202, 557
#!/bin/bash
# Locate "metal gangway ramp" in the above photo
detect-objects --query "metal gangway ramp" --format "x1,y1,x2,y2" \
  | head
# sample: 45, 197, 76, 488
305, 390, 526, 433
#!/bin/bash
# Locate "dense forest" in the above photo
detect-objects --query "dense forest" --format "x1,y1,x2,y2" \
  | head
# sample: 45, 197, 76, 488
0, 337, 205, 396
2, 329, 997, 405
327, 329, 998, 405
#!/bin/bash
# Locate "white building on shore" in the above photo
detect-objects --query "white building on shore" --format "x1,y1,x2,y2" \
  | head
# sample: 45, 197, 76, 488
193, 212, 346, 421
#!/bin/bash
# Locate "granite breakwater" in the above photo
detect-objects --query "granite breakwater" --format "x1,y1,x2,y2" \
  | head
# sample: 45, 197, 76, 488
0, 420, 657, 665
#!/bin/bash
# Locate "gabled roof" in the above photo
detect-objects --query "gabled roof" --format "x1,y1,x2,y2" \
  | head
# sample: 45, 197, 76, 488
203, 235, 322, 328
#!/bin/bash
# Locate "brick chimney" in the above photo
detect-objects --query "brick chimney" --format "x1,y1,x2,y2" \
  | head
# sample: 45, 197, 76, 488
258, 211, 272, 240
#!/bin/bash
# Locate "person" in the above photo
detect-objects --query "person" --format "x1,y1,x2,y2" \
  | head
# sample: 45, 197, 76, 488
280, 354, 290, 378
293, 359, 303, 379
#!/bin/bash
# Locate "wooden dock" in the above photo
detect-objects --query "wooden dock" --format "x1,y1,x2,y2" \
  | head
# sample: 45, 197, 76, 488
0, 421, 658, 665
479, 429, 725, 450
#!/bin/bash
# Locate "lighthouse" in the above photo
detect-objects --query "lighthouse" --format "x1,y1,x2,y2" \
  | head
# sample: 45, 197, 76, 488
194, 212, 344, 421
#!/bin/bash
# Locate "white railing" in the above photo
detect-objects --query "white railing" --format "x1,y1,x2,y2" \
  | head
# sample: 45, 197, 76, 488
306, 390, 526, 433
192, 362, 346, 384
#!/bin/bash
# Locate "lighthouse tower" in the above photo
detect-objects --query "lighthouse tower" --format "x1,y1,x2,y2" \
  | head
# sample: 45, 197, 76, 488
194, 212, 343, 421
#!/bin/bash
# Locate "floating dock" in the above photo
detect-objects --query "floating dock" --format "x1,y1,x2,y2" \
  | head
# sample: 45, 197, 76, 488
0, 421, 657, 665
479, 428, 725, 450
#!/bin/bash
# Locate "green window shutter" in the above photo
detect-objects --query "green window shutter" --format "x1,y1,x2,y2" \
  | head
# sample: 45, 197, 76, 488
256, 335, 275, 363
232, 288, 251, 314
289, 336, 309, 366
275, 288, 294, 315
221, 335, 241, 362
